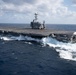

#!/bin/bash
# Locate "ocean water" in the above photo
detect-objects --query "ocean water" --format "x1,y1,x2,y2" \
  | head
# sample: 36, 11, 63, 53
0, 23, 76, 75
0, 23, 76, 31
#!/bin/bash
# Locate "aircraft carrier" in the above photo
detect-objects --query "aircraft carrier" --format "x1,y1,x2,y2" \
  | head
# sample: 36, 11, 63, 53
0, 13, 75, 42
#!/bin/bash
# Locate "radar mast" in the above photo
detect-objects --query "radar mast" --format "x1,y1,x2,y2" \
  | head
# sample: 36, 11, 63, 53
35, 13, 38, 21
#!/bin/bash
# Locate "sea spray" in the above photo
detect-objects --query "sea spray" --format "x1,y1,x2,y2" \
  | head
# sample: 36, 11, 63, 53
1, 34, 76, 61
42, 37, 76, 61
0, 35, 25, 41
0, 35, 41, 42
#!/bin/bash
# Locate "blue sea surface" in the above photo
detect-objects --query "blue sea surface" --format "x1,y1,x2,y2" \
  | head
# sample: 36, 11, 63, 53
0, 23, 76, 75
47, 24, 76, 31
0, 23, 76, 31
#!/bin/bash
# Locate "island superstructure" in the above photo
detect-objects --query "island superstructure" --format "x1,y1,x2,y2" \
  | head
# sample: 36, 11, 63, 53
30, 13, 45, 29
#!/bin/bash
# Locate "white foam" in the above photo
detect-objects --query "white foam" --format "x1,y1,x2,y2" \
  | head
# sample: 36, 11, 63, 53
73, 32, 76, 35
1, 34, 76, 61
42, 37, 76, 61
57, 49, 73, 60
25, 42, 32, 45
0, 35, 41, 42
11, 35, 25, 41
25, 36, 41, 42
0, 36, 15, 41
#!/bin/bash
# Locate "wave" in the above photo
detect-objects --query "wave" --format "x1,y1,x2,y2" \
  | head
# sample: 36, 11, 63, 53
0, 35, 40, 42
0, 34, 76, 61
42, 37, 76, 61
0, 35, 25, 41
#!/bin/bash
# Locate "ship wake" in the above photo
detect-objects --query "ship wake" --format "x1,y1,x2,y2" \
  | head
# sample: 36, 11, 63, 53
0, 34, 76, 61
42, 37, 76, 61
0, 35, 40, 42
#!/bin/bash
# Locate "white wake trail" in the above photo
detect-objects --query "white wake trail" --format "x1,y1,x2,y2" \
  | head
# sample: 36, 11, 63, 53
0, 35, 41, 42
1, 34, 76, 61
42, 37, 76, 61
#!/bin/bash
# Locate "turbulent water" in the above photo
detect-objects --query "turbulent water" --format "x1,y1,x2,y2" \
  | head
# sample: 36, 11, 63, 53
0, 34, 76, 61
42, 37, 76, 61
0, 24, 76, 75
